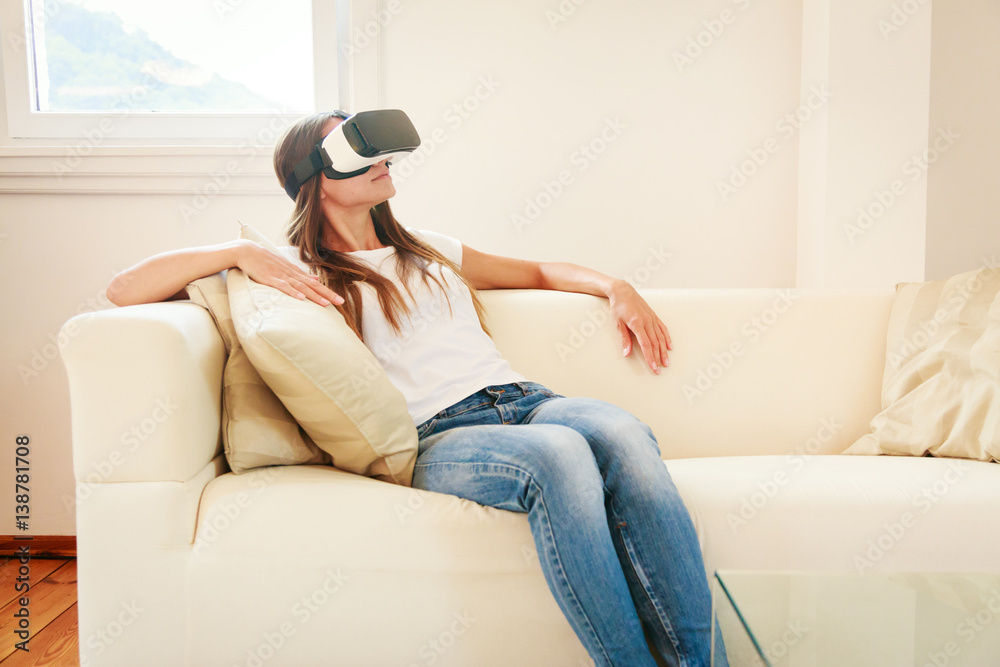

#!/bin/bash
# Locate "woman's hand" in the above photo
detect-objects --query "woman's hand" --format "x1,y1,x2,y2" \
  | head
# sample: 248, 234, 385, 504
235, 240, 344, 307
607, 279, 672, 374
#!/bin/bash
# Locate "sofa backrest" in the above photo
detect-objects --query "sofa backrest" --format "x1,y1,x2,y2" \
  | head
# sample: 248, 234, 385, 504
481, 288, 895, 460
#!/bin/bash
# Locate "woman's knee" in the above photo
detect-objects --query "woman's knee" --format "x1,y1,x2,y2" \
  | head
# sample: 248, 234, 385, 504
515, 426, 607, 509
532, 397, 661, 460
413, 424, 603, 498
522, 425, 599, 478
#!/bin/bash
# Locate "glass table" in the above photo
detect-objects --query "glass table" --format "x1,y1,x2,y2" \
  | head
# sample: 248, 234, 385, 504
711, 571, 1000, 667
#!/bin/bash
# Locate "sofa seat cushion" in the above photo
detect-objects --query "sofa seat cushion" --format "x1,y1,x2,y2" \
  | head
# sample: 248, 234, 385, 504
192, 464, 543, 569
669, 455, 1000, 578
187, 465, 589, 666
191, 456, 1000, 576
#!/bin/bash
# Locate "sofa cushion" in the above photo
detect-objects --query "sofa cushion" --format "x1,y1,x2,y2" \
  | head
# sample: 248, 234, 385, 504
191, 455, 1000, 577
188, 464, 589, 666
227, 223, 418, 486
846, 269, 1000, 462
186, 273, 330, 473
481, 288, 892, 459
668, 455, 1000, 578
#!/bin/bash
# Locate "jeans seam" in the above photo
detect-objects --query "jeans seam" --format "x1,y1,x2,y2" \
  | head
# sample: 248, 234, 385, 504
417, 418, 437, 440
614, 514, 687, 666
529, 477, 615, 667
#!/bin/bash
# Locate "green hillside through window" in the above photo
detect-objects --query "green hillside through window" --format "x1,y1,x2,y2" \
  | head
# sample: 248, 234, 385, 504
36, 2, 278, 112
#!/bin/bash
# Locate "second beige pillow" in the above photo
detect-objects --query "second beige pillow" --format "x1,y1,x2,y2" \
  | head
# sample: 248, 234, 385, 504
187, 272, 330, 473
846, 268, 1000, 462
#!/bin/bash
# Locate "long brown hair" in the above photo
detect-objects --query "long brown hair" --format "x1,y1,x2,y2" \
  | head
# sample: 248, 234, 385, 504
273, 111, 490, 340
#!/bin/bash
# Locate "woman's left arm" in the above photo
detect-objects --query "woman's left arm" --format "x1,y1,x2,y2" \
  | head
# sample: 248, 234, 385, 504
461, 245, 671, 374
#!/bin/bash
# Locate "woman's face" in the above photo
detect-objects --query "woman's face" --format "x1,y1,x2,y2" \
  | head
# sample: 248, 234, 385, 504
316, 118, 396, 211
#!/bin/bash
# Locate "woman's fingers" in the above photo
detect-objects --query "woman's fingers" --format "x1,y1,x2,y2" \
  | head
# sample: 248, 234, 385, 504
618, 320, 633, 358
238, 243, 344, 306
634, 321, 661, 374
301, 279, 345, 306
275, 273, 344, 306
656, 320, 671, 367
618, 313, 660, 374
618, 309, 671, 373
608, 280, 674, 374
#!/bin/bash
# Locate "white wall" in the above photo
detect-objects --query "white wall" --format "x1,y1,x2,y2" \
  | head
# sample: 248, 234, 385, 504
1, 0, 993, 536
381, 0, 804, 288
0, 193, 296, 536
797, 0, 932, 288
925, 0, 1000, 279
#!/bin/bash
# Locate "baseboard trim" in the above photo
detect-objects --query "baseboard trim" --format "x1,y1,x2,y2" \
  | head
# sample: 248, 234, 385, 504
0, 536, 77, 558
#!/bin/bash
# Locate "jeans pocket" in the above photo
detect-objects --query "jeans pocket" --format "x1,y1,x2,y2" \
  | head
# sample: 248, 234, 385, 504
416, 418, 438, 440
521, 381, 562, 399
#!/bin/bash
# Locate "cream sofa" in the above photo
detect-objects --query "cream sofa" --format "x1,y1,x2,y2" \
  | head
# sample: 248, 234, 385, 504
60, 288, 1000, 666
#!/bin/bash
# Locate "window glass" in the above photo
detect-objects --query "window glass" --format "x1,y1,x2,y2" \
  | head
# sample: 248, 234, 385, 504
28, 0, 314, 113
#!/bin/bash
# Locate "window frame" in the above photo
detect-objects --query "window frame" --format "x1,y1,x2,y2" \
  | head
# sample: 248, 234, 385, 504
0, 0, 383, 141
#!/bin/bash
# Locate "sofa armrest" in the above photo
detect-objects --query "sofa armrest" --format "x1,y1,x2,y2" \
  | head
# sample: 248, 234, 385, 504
60, 302, 226, 484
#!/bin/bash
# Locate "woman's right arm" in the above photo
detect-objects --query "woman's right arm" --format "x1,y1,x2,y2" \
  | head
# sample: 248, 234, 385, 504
106, 239, 343, 307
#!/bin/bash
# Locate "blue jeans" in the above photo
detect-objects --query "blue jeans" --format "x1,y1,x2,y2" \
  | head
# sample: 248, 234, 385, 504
413, 381, 726, 667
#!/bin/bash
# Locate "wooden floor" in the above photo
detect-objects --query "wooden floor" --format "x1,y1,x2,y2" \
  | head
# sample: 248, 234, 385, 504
0, 553, 79, 667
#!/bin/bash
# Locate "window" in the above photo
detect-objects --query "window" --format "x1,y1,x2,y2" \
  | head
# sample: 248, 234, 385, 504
32, 0, 314, 113
1, 0, 345, 140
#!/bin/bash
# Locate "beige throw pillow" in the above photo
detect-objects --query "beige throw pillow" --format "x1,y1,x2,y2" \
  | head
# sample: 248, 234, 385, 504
227, 223, 418, 486
845, 268, 1000, 462
186, 272, 330, 474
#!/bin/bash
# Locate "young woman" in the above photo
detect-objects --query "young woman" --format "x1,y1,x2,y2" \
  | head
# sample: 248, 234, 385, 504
108, 111, 724, 667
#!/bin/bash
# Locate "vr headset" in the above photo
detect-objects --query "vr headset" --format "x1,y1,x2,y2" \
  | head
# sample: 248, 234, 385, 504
283, 109, 421, 200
